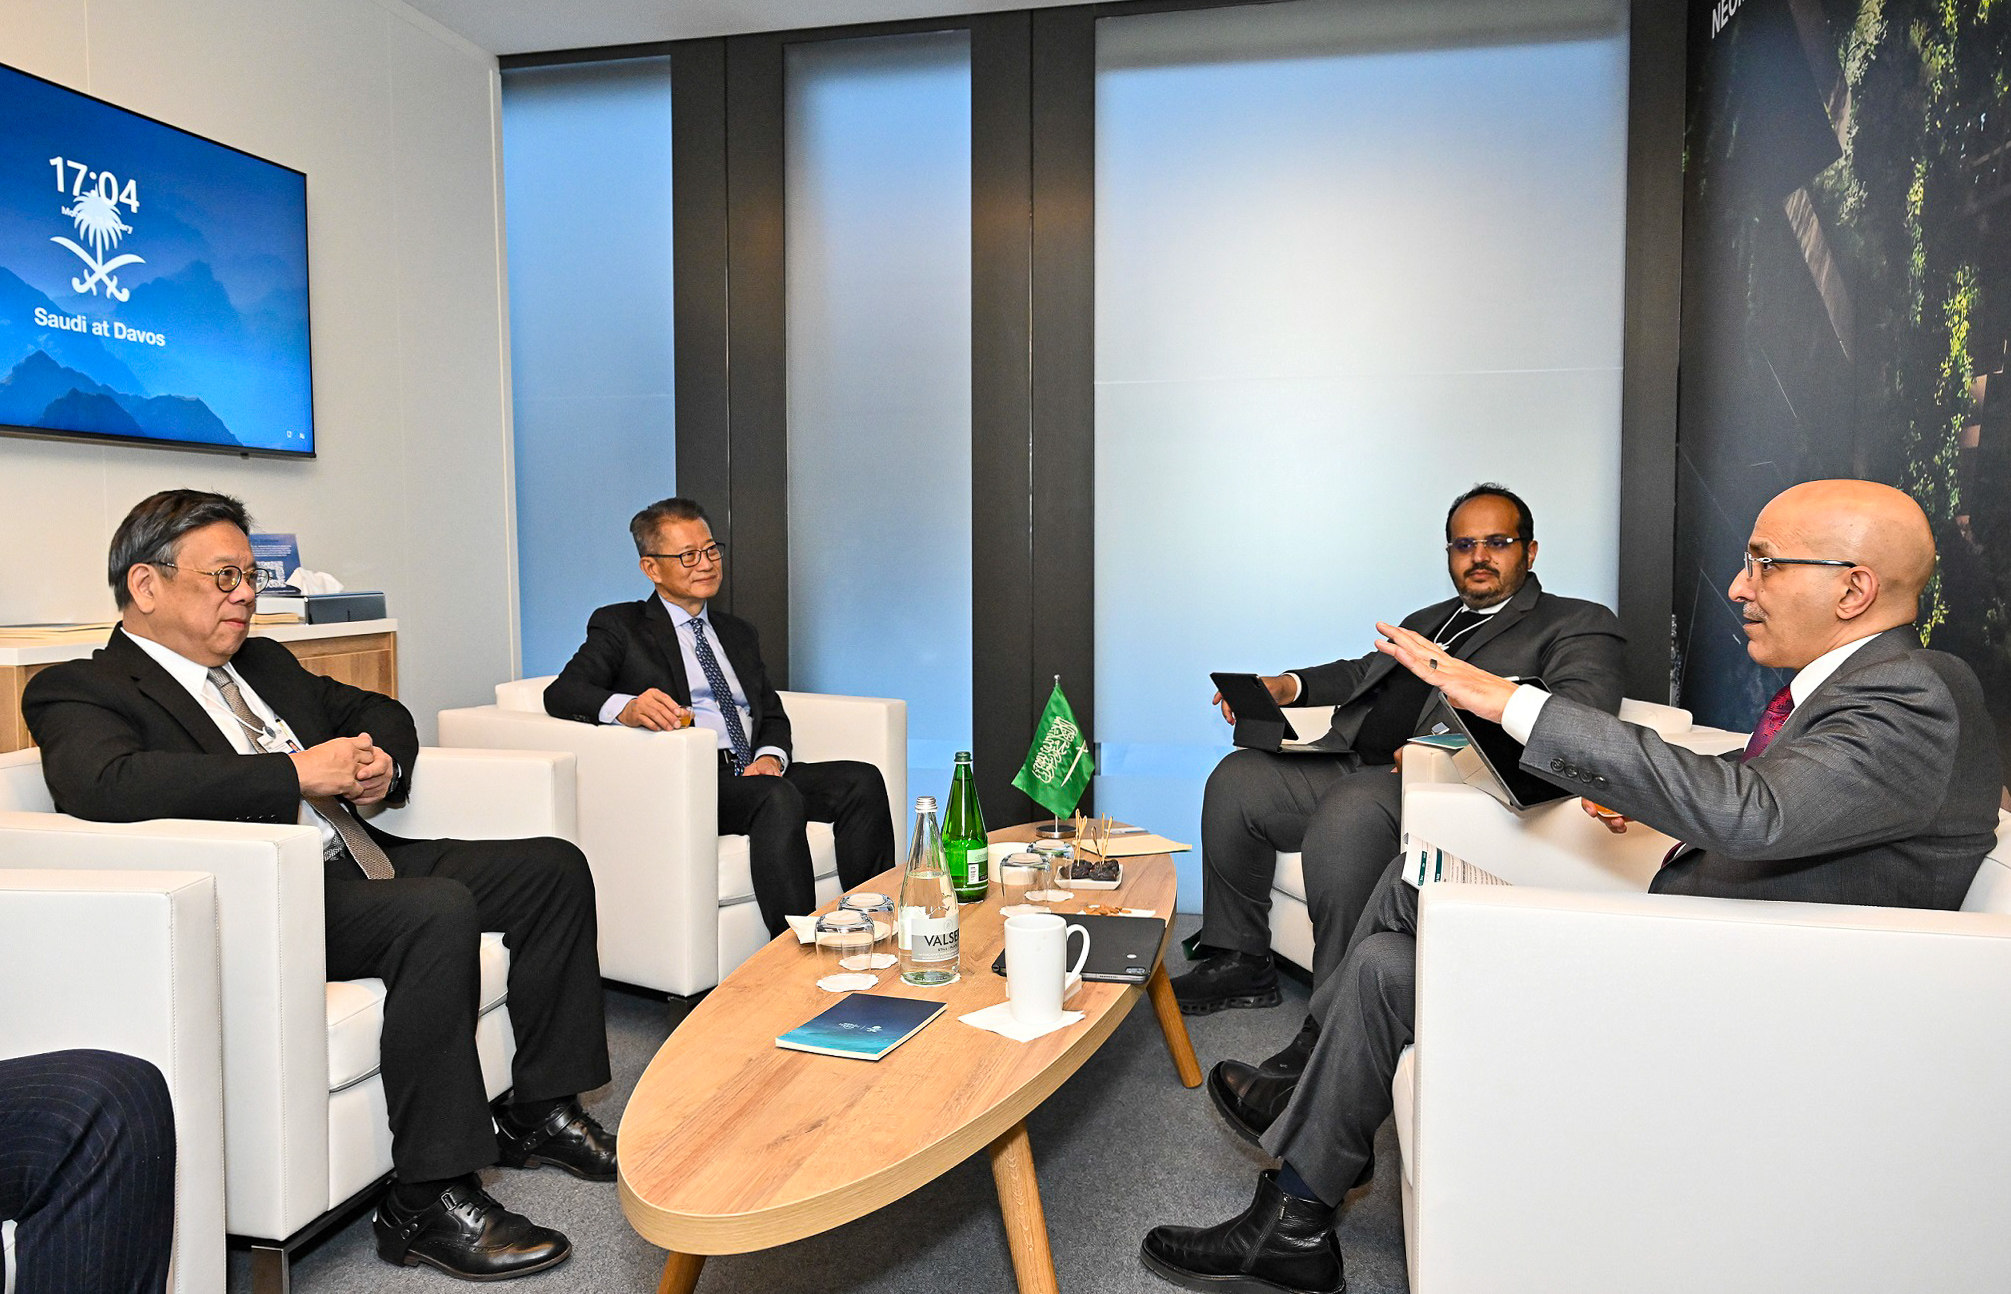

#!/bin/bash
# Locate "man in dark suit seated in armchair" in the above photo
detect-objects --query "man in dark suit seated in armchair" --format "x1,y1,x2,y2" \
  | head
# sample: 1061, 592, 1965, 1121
24, 489, 616, 1282
544, 496, 896, 936
1139, 479, 2004, 1294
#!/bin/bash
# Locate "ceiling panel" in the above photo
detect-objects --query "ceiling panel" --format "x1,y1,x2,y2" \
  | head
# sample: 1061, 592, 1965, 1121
398, 0, 1088, 56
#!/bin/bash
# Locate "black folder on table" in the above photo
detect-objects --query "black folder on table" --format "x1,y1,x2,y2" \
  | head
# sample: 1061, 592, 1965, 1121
991, 913, 1167, 985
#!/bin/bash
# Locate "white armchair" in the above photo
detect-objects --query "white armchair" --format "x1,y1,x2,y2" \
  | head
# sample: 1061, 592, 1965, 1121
1265, 699, 1746, 968
0, 744, 576, 1294
0, 868, 225, 1294
1394, 812, 2011, 1293
437, 677, 906, 997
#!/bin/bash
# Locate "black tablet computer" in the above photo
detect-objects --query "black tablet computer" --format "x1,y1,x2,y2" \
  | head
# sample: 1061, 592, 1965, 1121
1210, 672, 1326, 754
1438, 688, 1573, 811
990, 913, 1167, 984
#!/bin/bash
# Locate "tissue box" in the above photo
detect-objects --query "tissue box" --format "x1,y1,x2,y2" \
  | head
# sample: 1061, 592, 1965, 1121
304, 592, 387, 624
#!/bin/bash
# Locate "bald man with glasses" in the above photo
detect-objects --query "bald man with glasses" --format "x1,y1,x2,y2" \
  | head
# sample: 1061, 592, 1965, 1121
545, 496, 896, 938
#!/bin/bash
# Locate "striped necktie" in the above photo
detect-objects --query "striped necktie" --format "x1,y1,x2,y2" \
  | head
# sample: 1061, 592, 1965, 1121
206, 667, 396, 880
687, 617, 754, 772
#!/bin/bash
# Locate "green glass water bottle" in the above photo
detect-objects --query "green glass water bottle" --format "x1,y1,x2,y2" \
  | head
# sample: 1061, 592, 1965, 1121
943, 751, 990, 903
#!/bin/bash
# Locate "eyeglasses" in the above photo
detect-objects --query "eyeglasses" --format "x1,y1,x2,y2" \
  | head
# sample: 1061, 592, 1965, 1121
645, 542, 725, 568
155, 562, 275, 593
1446, 535, 1524, 554
1740, 553, 1857, 579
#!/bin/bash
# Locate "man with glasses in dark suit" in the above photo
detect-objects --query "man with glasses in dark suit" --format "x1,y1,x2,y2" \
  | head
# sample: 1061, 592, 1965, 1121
545, 496, 896, 937
1177, 484, 1626, 1138
25, 489, 615, 1283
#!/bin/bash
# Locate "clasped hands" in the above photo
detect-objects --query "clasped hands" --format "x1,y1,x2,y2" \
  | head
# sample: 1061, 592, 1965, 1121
1372, 621, 1633, 834
289, 732, 396, 805
617, 688, 781, 776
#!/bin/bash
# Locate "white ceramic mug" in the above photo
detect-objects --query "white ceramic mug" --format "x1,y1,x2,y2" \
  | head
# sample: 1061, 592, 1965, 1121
1004, 912, 1090, 1027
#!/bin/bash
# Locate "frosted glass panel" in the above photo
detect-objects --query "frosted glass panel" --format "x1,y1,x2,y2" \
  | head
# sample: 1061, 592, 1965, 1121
786, 32, 972, 809
1094, 4, 1630, 910
501, 60, 675, 676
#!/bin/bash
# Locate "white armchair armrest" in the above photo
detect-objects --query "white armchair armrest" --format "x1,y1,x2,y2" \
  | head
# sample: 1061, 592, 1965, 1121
437, 706, 719, 992
1408, 885, 2011, 1293
775, 691, 906, 833
0, 813, 327, 1243
363, 747, 577, 843
0, 870, 225, 1294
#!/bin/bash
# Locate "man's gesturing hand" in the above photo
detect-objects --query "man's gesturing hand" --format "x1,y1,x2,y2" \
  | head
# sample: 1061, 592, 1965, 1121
619, 688, 693, 731
289, 734, 376, 799
1372, 623, 1520, 723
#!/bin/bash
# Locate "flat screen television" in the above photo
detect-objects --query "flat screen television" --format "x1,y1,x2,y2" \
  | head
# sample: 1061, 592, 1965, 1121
0, 62, 314, 457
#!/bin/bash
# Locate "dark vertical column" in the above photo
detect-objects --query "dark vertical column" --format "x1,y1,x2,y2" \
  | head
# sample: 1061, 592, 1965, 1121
1028, 5, 1097, 812
1617, 0, 1687, 700
723, 35, 792, 680
971, 11, 1038, 818
671, 39, 731, 519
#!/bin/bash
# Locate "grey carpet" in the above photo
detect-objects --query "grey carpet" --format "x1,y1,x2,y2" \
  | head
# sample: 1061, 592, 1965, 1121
232, 914, 1407, 1293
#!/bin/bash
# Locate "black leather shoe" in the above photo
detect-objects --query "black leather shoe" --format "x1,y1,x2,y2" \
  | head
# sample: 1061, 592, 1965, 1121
1259, 1016, 1320, 1079
493, 1096, 618, 1181
373, 1178, 571, 1280
1170, 951, 1280, 1015
1140, 1170, 1345, 1294
1207, 1059, 1299, 1146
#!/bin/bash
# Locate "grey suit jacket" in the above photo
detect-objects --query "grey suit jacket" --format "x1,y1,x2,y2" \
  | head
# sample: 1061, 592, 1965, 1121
1523, 626, 2003, 909
1291, 574, 1626, 761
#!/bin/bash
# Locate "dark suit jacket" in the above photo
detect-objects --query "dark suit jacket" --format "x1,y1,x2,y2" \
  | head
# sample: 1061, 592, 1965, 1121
1290, 574, 1627, 760
543, 598, 792, 759
23, 627, 418, 833
1524, 626, 2003, 909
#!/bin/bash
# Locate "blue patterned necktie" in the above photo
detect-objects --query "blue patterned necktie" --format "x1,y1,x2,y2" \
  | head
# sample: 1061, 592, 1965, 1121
688, 617, 753, 772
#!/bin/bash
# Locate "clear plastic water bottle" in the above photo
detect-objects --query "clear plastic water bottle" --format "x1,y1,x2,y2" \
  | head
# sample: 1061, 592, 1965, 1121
898, 795, 960, 986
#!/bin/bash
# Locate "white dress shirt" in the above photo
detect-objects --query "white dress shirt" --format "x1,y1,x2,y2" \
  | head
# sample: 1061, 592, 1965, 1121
126, 629, 339, 854
595, 597, 788, 770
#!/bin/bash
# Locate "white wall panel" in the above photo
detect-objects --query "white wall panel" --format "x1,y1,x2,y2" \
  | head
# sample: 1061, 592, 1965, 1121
1093, 2, 1630, 910
0, 0, 515, 738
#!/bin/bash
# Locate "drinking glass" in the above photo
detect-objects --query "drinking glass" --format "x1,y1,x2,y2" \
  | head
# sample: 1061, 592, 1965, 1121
997, 852, 1049, 917
814, 909, 879, 991
839, 890, 899, 969
1031, 840, 1075, 903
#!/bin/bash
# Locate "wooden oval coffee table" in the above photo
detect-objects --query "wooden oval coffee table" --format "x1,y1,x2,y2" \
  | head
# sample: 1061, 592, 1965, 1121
618, 825, 1201, 1293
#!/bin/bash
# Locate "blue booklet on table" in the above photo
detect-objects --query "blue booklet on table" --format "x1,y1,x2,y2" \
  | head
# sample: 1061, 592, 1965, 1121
775, 993, 945, 1061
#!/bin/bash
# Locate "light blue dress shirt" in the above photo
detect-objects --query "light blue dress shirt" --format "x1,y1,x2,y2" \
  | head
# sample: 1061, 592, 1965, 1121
596, 597, 788, 769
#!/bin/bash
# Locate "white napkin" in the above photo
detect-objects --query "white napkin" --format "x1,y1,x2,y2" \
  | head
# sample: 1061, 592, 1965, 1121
960, 1000, 1084, 1042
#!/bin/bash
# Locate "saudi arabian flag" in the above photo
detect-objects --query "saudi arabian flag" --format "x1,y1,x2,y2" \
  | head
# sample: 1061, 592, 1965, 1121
1012, 681, 1095, 818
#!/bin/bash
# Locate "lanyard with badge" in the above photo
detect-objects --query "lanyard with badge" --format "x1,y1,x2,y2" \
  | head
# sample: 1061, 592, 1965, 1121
207, 680, 307, 756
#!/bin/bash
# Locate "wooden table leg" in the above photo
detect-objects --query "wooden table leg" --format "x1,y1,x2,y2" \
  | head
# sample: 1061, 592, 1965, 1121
989, 1120, 1060, 1294
656, 1250, 705, 1294
1147, 962, 1204, 1088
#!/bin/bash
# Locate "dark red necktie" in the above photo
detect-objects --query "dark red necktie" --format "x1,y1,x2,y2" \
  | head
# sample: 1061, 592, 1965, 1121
1662, 684, 1796, 869
1741, 685, 1796, 763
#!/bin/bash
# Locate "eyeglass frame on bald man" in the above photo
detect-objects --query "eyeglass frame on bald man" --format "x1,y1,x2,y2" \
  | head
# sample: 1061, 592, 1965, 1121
1740, 553, 1858, 579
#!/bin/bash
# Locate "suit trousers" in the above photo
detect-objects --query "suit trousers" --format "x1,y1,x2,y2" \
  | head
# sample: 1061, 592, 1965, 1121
1260, 856, 1417, 1205
324, 835, 611, 1182
718, 759, 895, 936
1196, 748, 1405, 984
0, 1049, 174, 1294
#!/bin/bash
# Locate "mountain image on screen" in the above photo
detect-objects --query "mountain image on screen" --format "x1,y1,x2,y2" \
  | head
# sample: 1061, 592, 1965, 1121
0, 62, 314, 455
